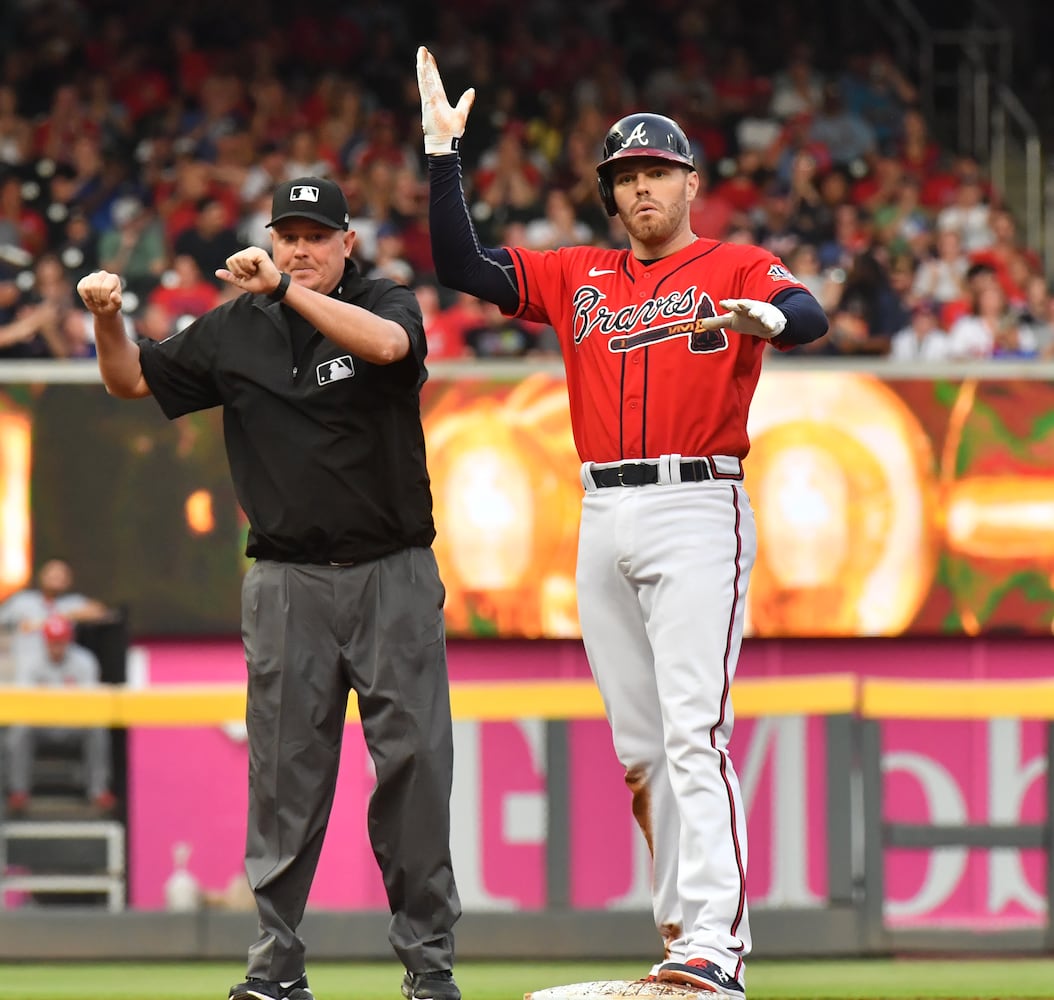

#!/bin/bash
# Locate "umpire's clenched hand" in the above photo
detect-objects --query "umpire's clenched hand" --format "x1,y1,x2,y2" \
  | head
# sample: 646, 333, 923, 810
77, 271, 123, 315
416, 45, 475, 155
216, 247, 282, 296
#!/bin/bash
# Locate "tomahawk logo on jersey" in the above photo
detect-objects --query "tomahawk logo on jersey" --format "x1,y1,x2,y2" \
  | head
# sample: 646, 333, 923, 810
506, 237, 807, 462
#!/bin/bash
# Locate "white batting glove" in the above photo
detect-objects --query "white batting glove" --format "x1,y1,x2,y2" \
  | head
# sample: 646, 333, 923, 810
714, 298, 787, 340
416, 46, 475, 156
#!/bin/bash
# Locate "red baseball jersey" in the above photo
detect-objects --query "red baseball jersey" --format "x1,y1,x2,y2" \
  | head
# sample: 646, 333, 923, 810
506, 238, 807, 463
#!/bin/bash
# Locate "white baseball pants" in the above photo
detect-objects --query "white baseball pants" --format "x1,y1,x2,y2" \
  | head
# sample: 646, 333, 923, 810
576, 472, 756, 980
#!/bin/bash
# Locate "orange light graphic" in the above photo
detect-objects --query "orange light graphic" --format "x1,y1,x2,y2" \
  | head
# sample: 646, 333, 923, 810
745, 372, 938, 637
185, 489, 215, 535
425, 373, 582, 637
0, 404, 32, 600
944, 478, 1054, 560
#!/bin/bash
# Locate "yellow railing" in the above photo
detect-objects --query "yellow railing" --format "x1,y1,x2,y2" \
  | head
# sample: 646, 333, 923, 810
14, 675, 1054, 726
859, 678, 1054, 719
0, 674, 860, 726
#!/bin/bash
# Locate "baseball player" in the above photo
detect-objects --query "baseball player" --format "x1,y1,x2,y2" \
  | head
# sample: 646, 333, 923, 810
417, 48, 828, 999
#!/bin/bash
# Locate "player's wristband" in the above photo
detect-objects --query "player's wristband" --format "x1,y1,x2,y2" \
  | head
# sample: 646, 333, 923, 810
268, 271, 291, 302
424, 135, 461, 156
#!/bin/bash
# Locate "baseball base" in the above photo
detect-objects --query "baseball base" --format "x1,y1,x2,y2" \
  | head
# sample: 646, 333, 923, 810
526, 982, 702, 1000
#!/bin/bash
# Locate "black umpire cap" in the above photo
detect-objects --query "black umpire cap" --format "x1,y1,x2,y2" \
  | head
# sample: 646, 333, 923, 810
267, 176, 350, 231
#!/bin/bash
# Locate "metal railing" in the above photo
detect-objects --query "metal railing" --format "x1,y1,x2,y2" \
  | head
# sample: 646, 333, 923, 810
861, 0, 1048, 267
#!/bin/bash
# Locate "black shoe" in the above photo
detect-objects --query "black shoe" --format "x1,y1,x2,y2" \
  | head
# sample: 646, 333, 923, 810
228, 975, 314, 1000
400, 970, 461, 1000
657, 959, 744, 997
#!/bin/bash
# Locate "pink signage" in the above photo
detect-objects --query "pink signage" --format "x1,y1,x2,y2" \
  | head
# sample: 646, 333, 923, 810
129, 636, 1050, 930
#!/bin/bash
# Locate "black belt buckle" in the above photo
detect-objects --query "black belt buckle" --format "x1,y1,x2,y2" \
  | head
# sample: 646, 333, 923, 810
617, 462, 652, 486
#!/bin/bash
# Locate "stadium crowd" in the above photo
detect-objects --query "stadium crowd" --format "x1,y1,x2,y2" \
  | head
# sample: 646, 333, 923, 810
0, 0, 1051, 362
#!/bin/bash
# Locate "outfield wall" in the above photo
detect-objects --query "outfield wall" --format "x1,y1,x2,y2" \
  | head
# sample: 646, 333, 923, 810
3, 635, 1053, 958
115, 637, 1049, 933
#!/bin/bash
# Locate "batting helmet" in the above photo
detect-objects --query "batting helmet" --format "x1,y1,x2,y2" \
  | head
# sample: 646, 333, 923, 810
596, 113, 696, 216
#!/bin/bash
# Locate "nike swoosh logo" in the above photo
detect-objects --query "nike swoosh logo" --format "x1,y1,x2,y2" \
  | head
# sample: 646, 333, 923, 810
588, 267, 616, 277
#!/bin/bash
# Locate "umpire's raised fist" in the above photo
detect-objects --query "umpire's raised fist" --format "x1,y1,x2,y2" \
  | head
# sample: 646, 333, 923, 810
77, 270, 123, 315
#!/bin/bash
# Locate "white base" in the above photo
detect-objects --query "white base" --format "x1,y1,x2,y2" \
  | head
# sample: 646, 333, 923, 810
526, 982, 704, 1000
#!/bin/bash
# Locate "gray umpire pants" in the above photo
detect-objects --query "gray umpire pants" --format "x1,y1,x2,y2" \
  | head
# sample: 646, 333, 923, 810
241, 549, 461, 982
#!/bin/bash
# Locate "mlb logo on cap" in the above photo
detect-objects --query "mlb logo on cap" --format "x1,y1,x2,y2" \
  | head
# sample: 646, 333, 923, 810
268, 176, 350, 231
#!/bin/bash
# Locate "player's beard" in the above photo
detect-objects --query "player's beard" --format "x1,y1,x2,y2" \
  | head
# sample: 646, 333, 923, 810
622, 196, 689, 249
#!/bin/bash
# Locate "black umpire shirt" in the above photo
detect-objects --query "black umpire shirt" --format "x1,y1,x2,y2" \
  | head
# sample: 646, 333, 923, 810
138, 260, 436, 565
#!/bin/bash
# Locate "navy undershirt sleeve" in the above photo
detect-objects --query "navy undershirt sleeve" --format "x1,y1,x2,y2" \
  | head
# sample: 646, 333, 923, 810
427, 153, 520, 314
770, 288, 829, 347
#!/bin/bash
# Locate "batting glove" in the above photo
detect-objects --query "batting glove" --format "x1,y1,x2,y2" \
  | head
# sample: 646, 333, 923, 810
416, 45, 475, 156
715, 298, 787, 340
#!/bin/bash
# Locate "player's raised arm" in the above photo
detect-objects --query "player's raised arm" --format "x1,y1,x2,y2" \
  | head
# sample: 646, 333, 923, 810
76, 271, 151, 399
416, 46, 520, 313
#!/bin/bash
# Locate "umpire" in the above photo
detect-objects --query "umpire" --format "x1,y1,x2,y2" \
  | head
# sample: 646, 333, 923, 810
77, 177, 463, 1000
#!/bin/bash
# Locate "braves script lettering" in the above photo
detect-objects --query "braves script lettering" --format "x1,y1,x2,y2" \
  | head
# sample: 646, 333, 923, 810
572, 285, 701, 344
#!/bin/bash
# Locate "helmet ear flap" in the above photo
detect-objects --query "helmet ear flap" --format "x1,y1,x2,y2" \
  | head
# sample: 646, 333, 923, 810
597, 171, 616, 216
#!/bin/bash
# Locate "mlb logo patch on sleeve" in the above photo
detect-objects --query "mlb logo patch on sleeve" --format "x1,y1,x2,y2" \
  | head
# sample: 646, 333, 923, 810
317, 356, 355, 384
767, 263, 795, 281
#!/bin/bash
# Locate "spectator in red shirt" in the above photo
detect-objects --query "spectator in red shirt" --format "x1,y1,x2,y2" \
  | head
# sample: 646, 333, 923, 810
351, 110, 418, 176
156, 156, 237, 248
0, 171, 48, 259
414, 282, 476, 361
920, 154, 993, 211
967, 207, 1042, 307
471, 122, 545, 244
148, 253, 220, 322
111, 44, 173, 126
710, 150, 766, 215
169, 24, 213, 102
32, 84, 99, 167
896, 107, 941, 182
688, 171, 737, 241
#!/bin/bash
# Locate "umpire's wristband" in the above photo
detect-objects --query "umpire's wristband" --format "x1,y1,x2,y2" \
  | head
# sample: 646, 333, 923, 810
268, 271, 291, 302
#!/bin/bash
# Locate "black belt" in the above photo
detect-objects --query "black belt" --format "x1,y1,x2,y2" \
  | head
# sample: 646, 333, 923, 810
591, 460, 712, 488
